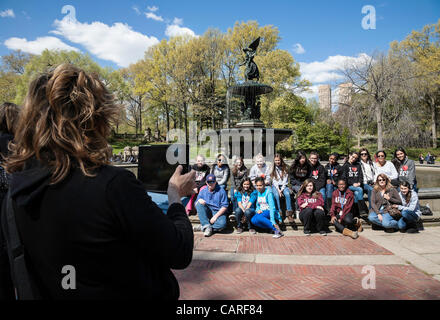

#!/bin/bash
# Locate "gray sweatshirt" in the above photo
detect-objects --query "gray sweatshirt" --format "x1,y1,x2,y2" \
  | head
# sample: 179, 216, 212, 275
397, 191, 422, 217
249, 164, 271, 185
211, 165, 230, 187
397, 157, 416, 188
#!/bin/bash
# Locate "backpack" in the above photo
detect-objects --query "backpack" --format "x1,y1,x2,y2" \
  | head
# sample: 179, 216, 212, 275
420, 205, 433, 216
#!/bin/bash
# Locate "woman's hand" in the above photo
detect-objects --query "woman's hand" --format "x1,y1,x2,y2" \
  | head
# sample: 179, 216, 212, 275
257, 210, 262, 214
301, 202, 308, 209
317, 206, 324, 211
330, 216, 337, 224
168, 166, 196, 205
210, 216, 217, 224
392, 204, 399, 209
378, 214, 383, 222
353, 183, 360, 187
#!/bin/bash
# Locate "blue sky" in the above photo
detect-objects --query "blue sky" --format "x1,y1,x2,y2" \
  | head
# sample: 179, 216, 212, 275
1, 0, 439, 98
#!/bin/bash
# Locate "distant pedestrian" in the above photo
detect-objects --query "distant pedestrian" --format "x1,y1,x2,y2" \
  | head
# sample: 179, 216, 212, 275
419, 154, 424, 164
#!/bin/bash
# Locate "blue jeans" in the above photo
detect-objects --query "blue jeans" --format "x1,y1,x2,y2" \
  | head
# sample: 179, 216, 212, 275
326, 183, 336, 200
368, 209, 398, 229
363, 184, 374, 208
230, 187, 238, 213
272, 186, 292, 212
251, 210, 276, 231
235, 207, 256, 229
319, 188, 326, 202
349, 186, 364, 203
195, 202, 227, 231
397, 209, 419, 230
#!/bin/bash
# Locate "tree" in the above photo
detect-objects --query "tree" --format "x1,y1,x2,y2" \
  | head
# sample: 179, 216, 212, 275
14, 49, 103, 105
342, 52, 410, 150
390, 19, 440, 147
0, 50, 32, 104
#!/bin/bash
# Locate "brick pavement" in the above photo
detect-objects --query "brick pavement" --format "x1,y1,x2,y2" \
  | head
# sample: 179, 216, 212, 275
173, 232, 440, 300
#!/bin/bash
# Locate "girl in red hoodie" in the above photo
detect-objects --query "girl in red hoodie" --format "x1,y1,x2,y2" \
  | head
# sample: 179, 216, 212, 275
296, 179, 326, 236
329, 179, 363, 239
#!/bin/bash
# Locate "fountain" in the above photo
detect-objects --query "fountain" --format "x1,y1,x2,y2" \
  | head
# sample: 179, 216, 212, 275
221, 37, 292, 159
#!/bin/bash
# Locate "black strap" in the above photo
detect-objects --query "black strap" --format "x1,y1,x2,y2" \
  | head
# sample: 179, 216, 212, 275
4, 192, 41, 299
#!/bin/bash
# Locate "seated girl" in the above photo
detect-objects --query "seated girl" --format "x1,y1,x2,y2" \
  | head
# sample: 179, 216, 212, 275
233, 178, 257, 234
270, 154, 294, 223
392, 181, 421, 233
186, 154, 211, 215
368, 174, 402, 232
249, 153, 271, 186
289, 151, 311, 194
251, 177, 284, 238
324, 153, 342, 210
329, 179, 362, 239
211, 154, 230, 190
341, 151, 368, 215
296, 179, 327, 236
230, 156, 248, 213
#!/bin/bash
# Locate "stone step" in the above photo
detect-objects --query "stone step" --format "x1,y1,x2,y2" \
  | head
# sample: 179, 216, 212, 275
188, 211, 440, 229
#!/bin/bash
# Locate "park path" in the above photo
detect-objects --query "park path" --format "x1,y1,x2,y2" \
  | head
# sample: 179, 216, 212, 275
173, 228, 440, 300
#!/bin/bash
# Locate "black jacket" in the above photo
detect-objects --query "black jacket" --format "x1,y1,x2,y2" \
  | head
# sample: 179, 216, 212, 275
341, 162, 364, 187
0, 159, 193, 299
324, 163, 342, 184
289, 163, 311, 188
191, 163, 211, 191
309, 163, 326, 191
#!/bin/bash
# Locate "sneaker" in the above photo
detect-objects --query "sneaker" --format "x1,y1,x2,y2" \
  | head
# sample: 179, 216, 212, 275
320, 230, 327, 236
236, 227, 243, 234
249, 229, 257, 235
204, 226, 213, 237
273, 229, 284, 239
229, 215, 236, 223
304, 230, 311, 236
193, 224, 203, 232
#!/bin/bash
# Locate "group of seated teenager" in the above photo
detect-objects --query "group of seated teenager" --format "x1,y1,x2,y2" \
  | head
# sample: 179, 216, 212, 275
189, 147, 422, 238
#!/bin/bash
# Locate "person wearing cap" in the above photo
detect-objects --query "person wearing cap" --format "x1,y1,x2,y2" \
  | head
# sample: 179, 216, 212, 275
194, 174, 229, 237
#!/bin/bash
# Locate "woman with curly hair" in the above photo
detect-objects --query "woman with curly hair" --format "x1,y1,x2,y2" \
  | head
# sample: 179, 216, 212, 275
0, 64, 195, 300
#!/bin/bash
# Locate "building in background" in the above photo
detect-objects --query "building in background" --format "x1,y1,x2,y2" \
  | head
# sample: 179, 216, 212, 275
318, 84, 331, 111
338, 83, 353, 108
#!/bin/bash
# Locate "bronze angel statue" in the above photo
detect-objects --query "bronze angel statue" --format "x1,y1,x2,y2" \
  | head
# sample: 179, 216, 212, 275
240, 37, 260, 81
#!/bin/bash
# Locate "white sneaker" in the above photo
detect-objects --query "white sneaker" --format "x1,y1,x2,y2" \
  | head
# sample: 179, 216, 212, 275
204, 226, 213, 237
273, 230, 284, 239
193, 224, 203, 232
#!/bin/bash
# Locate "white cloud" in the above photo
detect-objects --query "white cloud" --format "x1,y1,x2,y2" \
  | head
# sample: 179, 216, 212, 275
165, 24, 197, 38
145, 12, 164, 22
4, 36, 79, 55
165, 18, 196, 38
293, 43, 305, 54
132, 6, 141, 15
299, 53, 370, 84
0, 9, 15, 18
172, 17, 183, 25
297, 53, 371, 99
51, 17, 159, 67
147, 6, 159, 12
